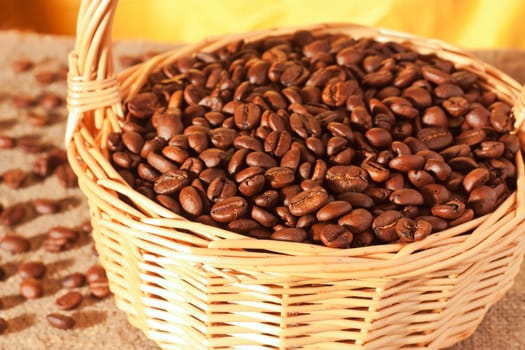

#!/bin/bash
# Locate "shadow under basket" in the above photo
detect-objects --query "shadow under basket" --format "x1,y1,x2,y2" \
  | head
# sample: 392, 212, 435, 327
66, 1, 525, 349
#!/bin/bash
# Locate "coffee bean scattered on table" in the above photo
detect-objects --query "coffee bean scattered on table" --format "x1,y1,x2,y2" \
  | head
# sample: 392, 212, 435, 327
104, 31, 517, 248
46, 313, 75, 330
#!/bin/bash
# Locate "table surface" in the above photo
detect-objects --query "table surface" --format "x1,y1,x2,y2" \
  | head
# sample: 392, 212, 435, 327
0, 31, 524, 350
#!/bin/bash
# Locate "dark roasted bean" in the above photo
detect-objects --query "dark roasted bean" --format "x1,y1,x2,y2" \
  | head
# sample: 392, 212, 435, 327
320, 225, 353, 248
18, 261, 46, 279
372, 210, 402, 242
0, 233, 30, 253
46, 313, 75, 330
316, 201, 352, 221
62, 273, 86, 289
56, 291, 83, 310
153, 170, 190, 194
288, 187, 328, 216
468, 185, 497, 216
431, 200, 466, 220
179, 186, 204, 216
271, 228, 307, 242
389, 188, 424, 206
395, 218, 432, 242
20, 278, 44, 299
211, 196, 249, 223
338, 208, 373, 233
325, 165, 368, 193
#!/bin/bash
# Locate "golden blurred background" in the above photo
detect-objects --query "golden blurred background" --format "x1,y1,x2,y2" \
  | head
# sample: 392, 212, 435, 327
1, 0, 524, 49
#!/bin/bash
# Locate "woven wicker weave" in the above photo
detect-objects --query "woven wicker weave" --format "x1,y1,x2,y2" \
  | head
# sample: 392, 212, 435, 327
66, 1, 525, 349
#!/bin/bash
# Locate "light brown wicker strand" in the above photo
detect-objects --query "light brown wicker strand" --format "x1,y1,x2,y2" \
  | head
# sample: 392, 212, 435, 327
67, 1, 525, 348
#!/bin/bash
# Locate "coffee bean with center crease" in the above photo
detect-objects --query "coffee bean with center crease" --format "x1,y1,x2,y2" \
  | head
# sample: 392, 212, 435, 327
234, 102, 261, 130
372, 210, 403, 242
211, 196, 249, 223
320, 224, 353, 248
153, 170, 190, 194
325, 165, 368, 193
395, 218, 432, 242
288, 186, 328, 216
265, 167, 295, 188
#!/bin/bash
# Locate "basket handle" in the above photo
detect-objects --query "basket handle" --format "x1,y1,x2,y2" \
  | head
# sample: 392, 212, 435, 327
66, 0, 122, 145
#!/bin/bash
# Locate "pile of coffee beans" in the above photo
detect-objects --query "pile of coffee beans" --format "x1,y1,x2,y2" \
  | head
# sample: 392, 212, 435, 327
107, 30, 518, 248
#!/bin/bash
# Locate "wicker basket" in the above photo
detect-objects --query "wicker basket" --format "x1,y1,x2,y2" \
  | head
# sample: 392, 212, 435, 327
66, 1, 525, 349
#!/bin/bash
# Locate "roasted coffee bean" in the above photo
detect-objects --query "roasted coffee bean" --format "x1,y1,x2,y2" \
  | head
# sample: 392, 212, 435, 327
474, 141, 505, 159
0, 203, 27, 226
372, 210, 403, 242
361, 160, 390, 183
239, 174, 265, 197
338, 208, 373, 233
153, 170, 190, 194
271, 228, 307, 242
137, 162, 160, 182
0, 233, 30, 253
207, 177, 237, 202
389, 188, 424, 206
62, 273, 86, 289
252, 191, 280, 211
42, 237, 68, 252
448, 156, 479, 173
0, 135, 15, 149
265, 167, 295, 188
251, 206, 278, 227
47, 313, 75, 330
463, 168, 490, 192
325, 165, 368, 193
320, 224, 353, 248
449, 208, 475, 227
179, 186, 204, 216
234, 103, 261, 130
228, 218, 261, 233
417, 128, 453, 150
364, 127, 392, 148
421, 184, 451, 206
245, 151, 278, 168
431, 200, 466, 220
422, 106, 448, 128
424, 158, 452, 181
211, 196, 249, 223
2, 168, 26, 189
20, 278, 44, 299
128, 92, 162, 118
408, 169, 435, 189
33, 198, 59, 215
468, 185, 497, 216
47, 226, 78, 244
417, 215, 448, 232
316, 201, 352, 222
421, 65, 452, 85
395, 218, 432, 242
56, 291, 83, 311
384, 172, 405, 191
288, 187, 328, 216
18, 261, 46, 279
389, 155, 425, 173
